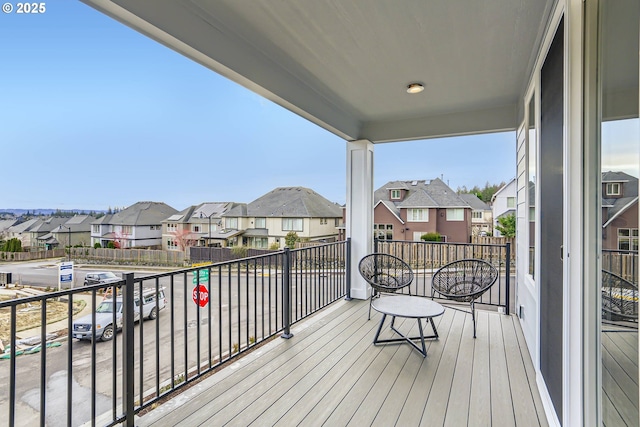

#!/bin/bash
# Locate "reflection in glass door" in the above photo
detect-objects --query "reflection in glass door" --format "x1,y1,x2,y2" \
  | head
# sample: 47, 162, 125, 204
599, 0, 639, 425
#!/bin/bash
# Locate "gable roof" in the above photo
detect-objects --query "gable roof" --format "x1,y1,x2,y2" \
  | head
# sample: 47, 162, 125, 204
7, 218, 42, 234
242, 187, 342, 218
459, 194, 491, 210
376, 178, 470, 209
106, 202, 178, 226
491, 178, 517, 202
603, 197, 638, 228
374, 200, 404, 224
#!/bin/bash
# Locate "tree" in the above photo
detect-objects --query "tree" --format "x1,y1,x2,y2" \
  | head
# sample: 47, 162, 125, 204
285, 231, 299, 248
495, 213, 516, 238
1, 238, 22, 252
170, 228, 197, 252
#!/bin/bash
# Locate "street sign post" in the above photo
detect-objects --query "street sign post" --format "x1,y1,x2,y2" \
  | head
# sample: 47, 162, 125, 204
192, 269, 209, 284
58, 261, 74, 291
192, 285, 209, 307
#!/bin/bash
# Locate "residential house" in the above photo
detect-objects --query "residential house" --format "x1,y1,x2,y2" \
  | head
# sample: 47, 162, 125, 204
162, 202, 237, 251
4, 218, 43, 249
223, 187, 343, 249
81, 1, 639, 425
374, 179, 472, 243
491, 178, 516, 237
602, 171, 638, 251
91, 202, 178, 249
0, 219, 19, 240
459, 193, 493, 236
48, 215, 96, 249
27, 217, 68, 249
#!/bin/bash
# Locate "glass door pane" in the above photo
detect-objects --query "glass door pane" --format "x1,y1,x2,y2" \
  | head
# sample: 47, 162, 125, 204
599, 0, 639, 425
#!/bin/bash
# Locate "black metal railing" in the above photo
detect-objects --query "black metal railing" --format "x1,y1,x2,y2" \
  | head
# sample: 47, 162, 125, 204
374, 239, 512, 314
0, 240, 349, 426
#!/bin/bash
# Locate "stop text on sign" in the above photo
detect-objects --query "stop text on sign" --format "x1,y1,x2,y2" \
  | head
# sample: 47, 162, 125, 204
192, 285, 209, 307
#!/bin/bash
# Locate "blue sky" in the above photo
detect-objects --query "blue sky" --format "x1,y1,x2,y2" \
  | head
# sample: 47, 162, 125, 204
0, 2, 517, 211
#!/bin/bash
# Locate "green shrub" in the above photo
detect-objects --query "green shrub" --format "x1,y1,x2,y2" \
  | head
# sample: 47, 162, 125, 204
94, 242, 102, 249
420, 232, 441, 242
269, 242, 280, 250
107, 241, 116, 249
285, 231, 299, 248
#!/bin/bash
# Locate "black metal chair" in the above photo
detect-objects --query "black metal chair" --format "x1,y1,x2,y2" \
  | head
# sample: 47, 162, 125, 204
602, 270, 638, 322
358, 253, 414, 320
431, 258, 498, 338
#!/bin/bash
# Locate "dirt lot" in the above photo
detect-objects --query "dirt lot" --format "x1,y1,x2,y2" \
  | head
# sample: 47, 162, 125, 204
0, 293, 86, 344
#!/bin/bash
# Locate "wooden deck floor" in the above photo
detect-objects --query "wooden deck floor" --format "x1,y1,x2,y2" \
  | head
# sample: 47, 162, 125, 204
137, 299, 548, 427
602, 326, 639, 426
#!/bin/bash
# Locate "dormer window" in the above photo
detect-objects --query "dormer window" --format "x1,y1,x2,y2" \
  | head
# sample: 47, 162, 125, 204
390, 189, 401, 200
606, 183, 620, 196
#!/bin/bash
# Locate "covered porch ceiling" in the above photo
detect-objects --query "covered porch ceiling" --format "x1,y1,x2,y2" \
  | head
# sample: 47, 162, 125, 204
83, 0, 555, 143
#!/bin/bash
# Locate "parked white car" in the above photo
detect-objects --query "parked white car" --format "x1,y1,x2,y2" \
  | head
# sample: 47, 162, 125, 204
72, 288, 167, 341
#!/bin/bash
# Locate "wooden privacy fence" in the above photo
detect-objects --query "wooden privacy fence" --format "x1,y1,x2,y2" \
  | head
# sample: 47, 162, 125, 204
0, 249, 65, 262
375, 239, 512, 271
602, 250, 638, 285
188, 247, 273, 264
70, 247, 185, 267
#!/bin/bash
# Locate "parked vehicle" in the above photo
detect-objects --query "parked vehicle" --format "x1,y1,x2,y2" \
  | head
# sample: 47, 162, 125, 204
83, 271, 121, 287
72, 288, 167, 341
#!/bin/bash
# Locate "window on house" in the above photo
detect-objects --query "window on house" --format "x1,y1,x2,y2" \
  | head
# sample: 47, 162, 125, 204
606, 183, 620, 196
407, 208, 429, 222
254, 237, 268, 248
282, 218, 303, 231
167, 223, 177, 232
122, 225, 132, 234
320, 218, 327, 225
446, 209, 464, 221
472, 211, 483, 219
374, 224, 393, 240
167, 239, 177, 249
335, 218, 341, 226
226, 217, 238, 229
391, 189, 401, 200
255, 217, 266, 228
618, 228, 639, 251
192, 225, 201, 232
92, 225, 99, 233
507, 197, 516, 208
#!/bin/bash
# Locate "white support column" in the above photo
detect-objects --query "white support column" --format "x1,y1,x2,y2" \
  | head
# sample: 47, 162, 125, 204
347, 139, 374, 300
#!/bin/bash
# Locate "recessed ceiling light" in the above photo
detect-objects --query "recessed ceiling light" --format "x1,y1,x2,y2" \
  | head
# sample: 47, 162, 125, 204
406, 83, 424, 94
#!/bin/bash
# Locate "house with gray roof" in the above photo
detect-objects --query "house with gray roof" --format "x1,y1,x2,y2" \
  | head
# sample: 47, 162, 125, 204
5, 218, 43, 248
161, 202, 239, 251
47, 215, 97, 249
602, 171, 638, 251
374, 178, 472, 243
221, 187, 342, 249
0, 219, 19, 241
459, 193, 493, 236
91, 202, 178, 249
491, 178, 517, 237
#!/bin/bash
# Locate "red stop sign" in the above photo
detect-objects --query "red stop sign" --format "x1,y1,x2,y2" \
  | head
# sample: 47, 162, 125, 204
192, 285, 209, 307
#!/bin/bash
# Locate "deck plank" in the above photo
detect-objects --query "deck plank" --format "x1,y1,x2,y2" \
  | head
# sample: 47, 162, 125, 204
443, 315, 475, 427
468, 310, 492, 427
513, 315, 549, 426
420, 310, 466, 426
394, 309, 457, 426
501, 314, 544, 427
489, 313, 516, 426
